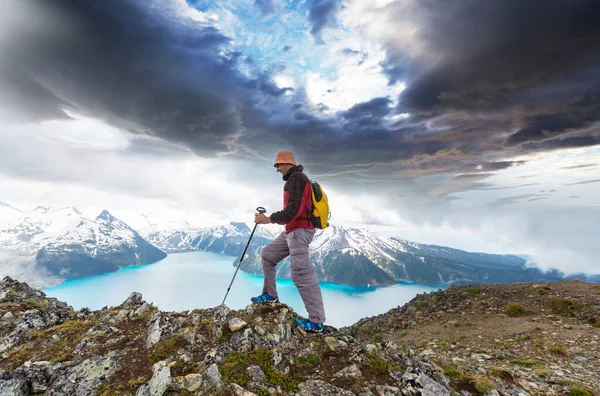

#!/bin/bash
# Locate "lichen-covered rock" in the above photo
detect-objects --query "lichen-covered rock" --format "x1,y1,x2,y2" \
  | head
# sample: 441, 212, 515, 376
200, 363, 223, 393
46, 351, 120, 395
1, 278, 598, 396
123, 292, 144, 307
0, 377, 29, 396
146, 312, 178, 348
136, 361, 171, 396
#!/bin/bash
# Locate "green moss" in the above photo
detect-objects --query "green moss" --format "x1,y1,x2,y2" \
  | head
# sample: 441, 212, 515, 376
362, 356, 404, 376
219, 348, 300, 392
39, 319, 94, 340
548, 296, 584, 316
468, 287, 482, 294
569, 387, 592, 396
6, 290, 19, 298
23, 300, 48, 311
444, 366, 464, 380
358, 325, 375, 338
504, 303, 526, 317
472, 375, 495, 393
549, 343, 568, 356
149, 336, 183, 365
296, 354, 320, 366
372, 333, 383, 342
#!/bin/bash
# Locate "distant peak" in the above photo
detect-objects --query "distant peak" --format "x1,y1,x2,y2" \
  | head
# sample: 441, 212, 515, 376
69, 207, 83, 215
230, 222, 250, 232
34, 205, 49, 212
0, 202, 21, 211
96, 209, 117, 222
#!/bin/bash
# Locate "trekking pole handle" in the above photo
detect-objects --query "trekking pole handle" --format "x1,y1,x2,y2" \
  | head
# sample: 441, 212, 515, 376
256, 206, 266, 214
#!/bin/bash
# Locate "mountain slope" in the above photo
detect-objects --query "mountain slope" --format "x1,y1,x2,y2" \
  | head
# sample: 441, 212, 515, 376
0, 206, 85, 254
0, 277, 598, 395
35, 210, 166, 278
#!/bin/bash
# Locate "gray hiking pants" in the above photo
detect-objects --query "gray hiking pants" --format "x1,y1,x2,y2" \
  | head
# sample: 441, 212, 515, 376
261, 228, 326, 323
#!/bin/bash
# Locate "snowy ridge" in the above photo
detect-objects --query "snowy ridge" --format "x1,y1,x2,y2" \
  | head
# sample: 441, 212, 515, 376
0, 206, 85, 254
35, 210, 166, 279
43, 212, 138, 256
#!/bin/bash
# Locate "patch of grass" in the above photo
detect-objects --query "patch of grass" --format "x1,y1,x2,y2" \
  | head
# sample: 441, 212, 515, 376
23, 300, 48, 311
6, 290, 19, 298
489, 368, 503, 378
467, 287, 482, 294
296, 354, 320, 366
532, 338, 545, 348
569, 387, 592, 396
39, 319, 94, 340
525, 287, 549, 295
435, 342, 447, 349
219, 348, 300, 392
516, 334, 531, 341
444, 366, 464, 380
471, 375, 495, 393
148, 336, 184, 365
372, 333, 383, 343
400, 331, 407, 337
549, 343, 568, 356
362, 356, 404, 376
96, 383, 123, 396
358, 325, 375, 338
548, 296, 584, 316
504, 303, 526, 317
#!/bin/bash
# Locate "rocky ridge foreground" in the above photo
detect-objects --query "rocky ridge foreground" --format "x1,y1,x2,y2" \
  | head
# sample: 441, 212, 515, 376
0, 277, 598, 395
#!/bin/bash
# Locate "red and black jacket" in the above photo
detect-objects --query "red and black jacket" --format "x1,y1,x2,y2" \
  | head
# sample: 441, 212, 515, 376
270, 165, 314, 233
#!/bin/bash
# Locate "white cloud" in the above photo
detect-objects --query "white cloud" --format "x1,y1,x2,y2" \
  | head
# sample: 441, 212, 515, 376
299, 1, 406, 113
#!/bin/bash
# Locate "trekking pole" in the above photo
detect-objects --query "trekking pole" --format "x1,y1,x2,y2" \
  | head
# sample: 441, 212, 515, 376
221, 206, 266, 306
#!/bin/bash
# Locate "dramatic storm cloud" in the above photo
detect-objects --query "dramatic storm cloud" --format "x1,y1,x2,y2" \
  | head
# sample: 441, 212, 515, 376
1, 0, 599, 274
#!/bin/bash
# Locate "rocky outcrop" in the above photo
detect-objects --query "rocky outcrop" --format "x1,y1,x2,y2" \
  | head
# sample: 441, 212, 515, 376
0, 276, 598, 395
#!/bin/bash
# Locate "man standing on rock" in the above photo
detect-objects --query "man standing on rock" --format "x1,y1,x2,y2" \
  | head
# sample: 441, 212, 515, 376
253, 150, 326, 333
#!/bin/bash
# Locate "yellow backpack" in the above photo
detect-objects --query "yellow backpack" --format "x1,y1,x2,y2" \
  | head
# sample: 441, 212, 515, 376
309, 181, 330, 229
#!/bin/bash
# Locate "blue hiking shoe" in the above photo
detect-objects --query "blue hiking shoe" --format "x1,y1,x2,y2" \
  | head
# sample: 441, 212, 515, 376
294, 318, 324, 333
251, 293, 279, 304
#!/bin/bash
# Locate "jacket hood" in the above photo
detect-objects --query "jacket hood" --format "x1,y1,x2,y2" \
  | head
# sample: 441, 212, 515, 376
283, 164, 303, 181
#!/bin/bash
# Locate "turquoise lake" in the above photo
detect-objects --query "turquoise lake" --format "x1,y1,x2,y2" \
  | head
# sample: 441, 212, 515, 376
43, 251, 447, 328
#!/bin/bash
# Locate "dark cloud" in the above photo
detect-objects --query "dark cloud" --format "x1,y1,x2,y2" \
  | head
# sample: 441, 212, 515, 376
384, 0, 600, 152
254, 0, 274, 15
307, 0, 339, 43
283, 45, 292, 52
0, 0, 278, 156
341, 97, 392, 129
2, 0, 599, 197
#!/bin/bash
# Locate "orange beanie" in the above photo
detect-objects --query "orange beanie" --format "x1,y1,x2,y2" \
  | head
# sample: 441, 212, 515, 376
274, 151, 296, 166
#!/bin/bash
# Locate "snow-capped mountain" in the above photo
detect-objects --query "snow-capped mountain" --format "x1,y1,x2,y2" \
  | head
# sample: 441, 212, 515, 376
148, 222, 275, 257
35, 210, 166, 278
0, 205, 85, 254
2, 203, 598, 288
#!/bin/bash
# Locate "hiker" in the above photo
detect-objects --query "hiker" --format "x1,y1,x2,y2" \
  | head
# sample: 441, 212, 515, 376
253, 150, 326, 333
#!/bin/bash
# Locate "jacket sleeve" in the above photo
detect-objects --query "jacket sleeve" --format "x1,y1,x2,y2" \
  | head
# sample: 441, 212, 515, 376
270, 176, 308, 224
